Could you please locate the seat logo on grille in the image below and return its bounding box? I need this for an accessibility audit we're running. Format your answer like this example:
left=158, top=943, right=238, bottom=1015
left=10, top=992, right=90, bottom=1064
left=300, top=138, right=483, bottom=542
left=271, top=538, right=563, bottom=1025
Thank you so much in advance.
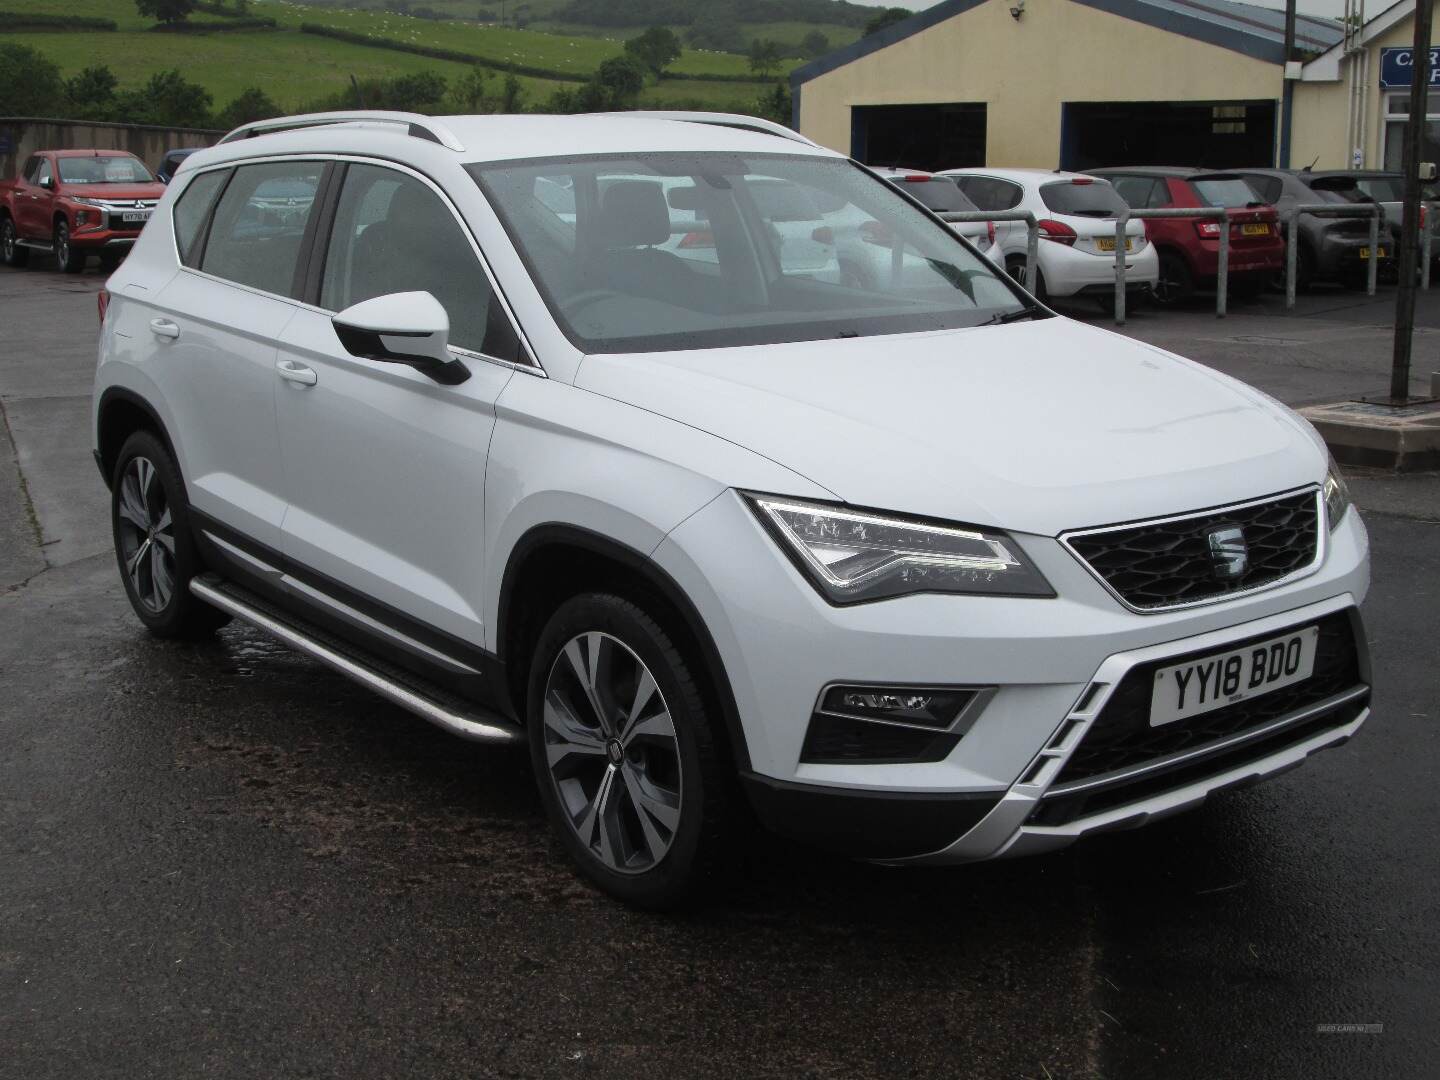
left=1207, top=526, right=1249, bottom=580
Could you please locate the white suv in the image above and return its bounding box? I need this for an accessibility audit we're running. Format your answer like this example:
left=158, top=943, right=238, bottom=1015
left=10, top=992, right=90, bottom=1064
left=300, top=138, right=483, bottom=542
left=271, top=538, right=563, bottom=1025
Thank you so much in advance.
left=94, top=112, right=1372, bottom=908
left=942, top=167, right=1159, bottom=307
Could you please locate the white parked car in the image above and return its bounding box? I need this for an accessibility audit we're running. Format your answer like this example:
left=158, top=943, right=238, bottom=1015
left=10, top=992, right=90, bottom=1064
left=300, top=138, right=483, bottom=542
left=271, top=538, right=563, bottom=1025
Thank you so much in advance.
left=942, top=167, right=1158, bottom=307
left=94, top=111, right=1371, bottom=908
left=867, top=167, right=995, bottom=255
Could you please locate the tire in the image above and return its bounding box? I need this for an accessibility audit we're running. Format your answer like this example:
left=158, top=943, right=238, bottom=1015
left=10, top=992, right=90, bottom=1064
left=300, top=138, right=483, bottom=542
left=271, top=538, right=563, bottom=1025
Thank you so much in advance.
left=1006, top=255, right=1045, bottom=302
left=111, top=430, right=230, bottom=638
left=1, top=215, right=28, bottom=267
left=527, top=592, right=728, bottom=909
left=1153, top=251, right=1193, bottom=306
left=55, top=219, right=86, bottom=274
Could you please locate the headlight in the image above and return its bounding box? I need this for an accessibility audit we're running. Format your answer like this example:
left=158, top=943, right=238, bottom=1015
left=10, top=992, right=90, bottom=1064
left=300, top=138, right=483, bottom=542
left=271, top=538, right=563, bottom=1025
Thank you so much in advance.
left=747, top=495, right=1055, bottom=603
left=1324, top=457, right=1351, bottom=531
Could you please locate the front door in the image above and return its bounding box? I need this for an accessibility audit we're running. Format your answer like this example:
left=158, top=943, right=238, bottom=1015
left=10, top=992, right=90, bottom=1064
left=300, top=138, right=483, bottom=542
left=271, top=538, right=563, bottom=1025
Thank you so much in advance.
left=274, top=161, right=525, bottom=652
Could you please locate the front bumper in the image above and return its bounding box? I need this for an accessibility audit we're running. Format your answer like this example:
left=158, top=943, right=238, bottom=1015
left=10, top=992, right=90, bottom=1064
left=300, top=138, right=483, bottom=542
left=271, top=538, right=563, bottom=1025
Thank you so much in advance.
left=655, top=491, right=1371, bottom=862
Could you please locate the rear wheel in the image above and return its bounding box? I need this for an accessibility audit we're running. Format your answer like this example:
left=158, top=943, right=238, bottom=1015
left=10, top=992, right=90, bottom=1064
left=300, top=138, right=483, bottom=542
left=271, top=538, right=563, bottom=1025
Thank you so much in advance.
left=54, top=220, right=86, bottom=274
left=1153, top=251, right=1193, bottom=306
left=1, top=215, right=27, bottom=267
left=527, top=592, right=728, bottom=909
left=111, top=430, right=230, bottom=638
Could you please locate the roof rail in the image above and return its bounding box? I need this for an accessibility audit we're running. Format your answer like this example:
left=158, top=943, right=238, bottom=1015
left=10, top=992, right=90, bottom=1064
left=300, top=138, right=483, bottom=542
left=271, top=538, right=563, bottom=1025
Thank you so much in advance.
left=587, top=111, right=821, bottom=148
left=217, top=111, right=465, bottom=152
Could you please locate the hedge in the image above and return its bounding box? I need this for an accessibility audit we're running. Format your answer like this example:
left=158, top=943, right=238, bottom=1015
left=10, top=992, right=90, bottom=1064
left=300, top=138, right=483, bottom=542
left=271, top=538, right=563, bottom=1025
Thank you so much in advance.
left=150, top=16, right=277, bottom=32
left=0, top=12, right=116, bottom=31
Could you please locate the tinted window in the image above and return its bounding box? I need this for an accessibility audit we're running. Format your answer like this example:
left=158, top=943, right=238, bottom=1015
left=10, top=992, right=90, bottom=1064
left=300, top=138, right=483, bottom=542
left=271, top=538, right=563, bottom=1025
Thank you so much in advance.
left=472, top=153, right=1027, bottom=354
left=1303, top=175, right=1369, bottom=204
left=172, top=169, right=229, bottom=266
left=957, top=176, right=1022, bottom=211
left=1108, top=175, right=1162, bottom=209
left=57, top=156, right=154, bottom=184
left=201, top=161, right=323, bottom=297
left=321, top=163, right=516, bottom=360
left=1354, top=176, right=1405, bottom=201
left=1039, top=180, right=1128, bottom=216
left=1189, top=176, right=1262, bottom=208
left=1243, top=175, right=1284, bottom=203
left=887, top=177, right=976, bottom=213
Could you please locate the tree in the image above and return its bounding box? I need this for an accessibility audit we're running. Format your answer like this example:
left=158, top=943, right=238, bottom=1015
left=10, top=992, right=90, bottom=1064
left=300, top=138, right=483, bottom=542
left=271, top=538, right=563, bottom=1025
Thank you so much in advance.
left=0, top=44, right=63, bottom=117
left=864, top=7, right=912, bottom=37
left=593, top=55, right=648, bottom=108
left=63, top=66, right=119, bottom=121
left=754, top=80, right=791, bottom=126
left=116, top=70, right=213, bottom=127
left=624, top=26, right=682, bottom=76
left=450, top=65, right=493, bottom=112
left=800, top=30, right=830, bottom=59
left=685, top=13, right=744, bottom=53
left=499, top=71, right=524, bottom=113
left=380, top=71, right=448, bottom=112
left=216, top=87, right=280, bottom=129
left=748, top=39, right=783, bottom=79
left=135, top=0, right=197, bottom=25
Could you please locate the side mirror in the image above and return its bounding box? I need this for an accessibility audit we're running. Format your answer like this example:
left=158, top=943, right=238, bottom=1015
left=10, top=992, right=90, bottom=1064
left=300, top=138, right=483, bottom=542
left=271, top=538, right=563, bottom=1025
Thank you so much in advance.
left=332, top=291, right=469, bottom=386
left=38, top=176, right=53, bottom=190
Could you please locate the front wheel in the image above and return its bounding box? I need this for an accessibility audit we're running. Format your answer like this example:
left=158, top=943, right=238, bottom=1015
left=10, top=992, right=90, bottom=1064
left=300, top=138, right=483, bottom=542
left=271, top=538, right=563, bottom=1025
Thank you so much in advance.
left=55, top=220, right=86, bottom=274
left=1, top=215, right=28, bottom=267
left=1153, top=251, right=1193, bottom=306
left=527, top=593, right=728, bottom=909
left=111, top=430, right=231, bottom=638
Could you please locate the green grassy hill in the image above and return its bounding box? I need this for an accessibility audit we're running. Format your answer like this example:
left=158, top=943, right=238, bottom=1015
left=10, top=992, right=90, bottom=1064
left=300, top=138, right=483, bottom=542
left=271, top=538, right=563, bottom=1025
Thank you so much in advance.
left=0, top=0, right=814, bottom=121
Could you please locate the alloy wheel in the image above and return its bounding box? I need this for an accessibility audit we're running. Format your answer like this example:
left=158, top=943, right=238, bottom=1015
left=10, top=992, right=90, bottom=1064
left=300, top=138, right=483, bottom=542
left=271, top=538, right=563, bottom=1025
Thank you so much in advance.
left=541, top=631, right=683, bottom=874
left=56, top=224, right=69, bottom=267
left=115, top=455, right=177, bottom=614
left=1, top=219, right=14, bottom=261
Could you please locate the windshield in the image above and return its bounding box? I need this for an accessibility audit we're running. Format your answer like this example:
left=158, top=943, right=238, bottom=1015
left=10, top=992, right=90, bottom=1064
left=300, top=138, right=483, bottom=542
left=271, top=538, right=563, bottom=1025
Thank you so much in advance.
left=885, top=176, right=977, bottom=213
left=1039, top=179, right=1127, bottom=217
left=1189, top=176, right=1261, bottom=208
left=470, top=153, right=1029, bottom=354
left=57, top=156, right=154, bottom=184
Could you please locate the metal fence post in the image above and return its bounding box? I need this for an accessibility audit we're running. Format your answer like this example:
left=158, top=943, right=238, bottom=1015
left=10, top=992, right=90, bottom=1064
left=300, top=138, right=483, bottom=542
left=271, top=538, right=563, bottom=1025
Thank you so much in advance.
left=1114, top=212, right=1128, bottom=326
left=1367, top=207, right=1380, bottom=297
left=1216, top=209, right=1230, bottom=318
left=1025, top=216, right=1039, bottom=294
left=1423, top=203, right=1433, bottom=291
left=1286, top=211, right=1299, bottom=309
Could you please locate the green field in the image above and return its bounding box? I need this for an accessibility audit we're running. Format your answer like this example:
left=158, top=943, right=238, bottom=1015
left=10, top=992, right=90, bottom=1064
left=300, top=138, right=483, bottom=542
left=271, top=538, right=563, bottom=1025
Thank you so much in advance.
left=1, top=0, right=779, bottom=117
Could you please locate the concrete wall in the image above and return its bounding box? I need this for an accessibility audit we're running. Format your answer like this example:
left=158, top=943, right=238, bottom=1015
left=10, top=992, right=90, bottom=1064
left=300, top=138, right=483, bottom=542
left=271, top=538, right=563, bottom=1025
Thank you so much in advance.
left=796, top=0, right=1284, bottom=167
left=0, top=118, right=223, bottom=181
left=1292, top=19, right=1415, bottom=171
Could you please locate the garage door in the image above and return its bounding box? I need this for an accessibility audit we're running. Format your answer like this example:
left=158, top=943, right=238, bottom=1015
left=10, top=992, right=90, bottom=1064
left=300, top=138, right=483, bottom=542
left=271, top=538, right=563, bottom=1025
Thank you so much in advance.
left=851, top=103, right=986, bottom=173
left=1061, top=101, right=1276, bottom=171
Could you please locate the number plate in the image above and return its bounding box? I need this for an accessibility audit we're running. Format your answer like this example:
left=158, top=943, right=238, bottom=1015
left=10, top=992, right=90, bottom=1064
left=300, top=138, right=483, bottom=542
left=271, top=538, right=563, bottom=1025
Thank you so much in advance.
left=1096, top=237, right=1133, bottom=252
left=1149, top=626, right=1319, bottom=728
left=121, top=211, right=150, bottom=224
left=1240, top=223, right=1270, bottom=236
left=1359, top=246, right=1387, bottom=260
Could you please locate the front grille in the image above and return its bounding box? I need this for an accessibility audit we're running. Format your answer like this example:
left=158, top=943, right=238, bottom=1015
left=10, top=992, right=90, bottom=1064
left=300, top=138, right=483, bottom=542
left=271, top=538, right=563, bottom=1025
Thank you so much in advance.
left=1065, top=490, right=1320, bottom=610
left=1053, top=611, right=1361, bottom=786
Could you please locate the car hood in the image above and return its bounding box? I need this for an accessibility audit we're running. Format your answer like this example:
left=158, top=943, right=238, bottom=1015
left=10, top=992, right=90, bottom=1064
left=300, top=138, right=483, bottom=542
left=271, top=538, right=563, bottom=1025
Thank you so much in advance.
left=573, top=318, right=1325, bottom=537
left=63, top=183, right=166, bottom=201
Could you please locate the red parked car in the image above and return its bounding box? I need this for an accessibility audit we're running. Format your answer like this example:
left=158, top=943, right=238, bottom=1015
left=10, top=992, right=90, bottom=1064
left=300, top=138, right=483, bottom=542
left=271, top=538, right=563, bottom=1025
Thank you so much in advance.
left=1087, top=167, right=1284, bottom=304
left=0, top=149, right=165, bottom=274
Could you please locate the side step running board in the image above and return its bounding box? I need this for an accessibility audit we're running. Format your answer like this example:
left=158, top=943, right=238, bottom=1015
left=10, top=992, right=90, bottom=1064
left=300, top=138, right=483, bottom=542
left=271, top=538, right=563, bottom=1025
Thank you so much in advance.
left=16, top=239, right=55, bottom=252
left=190, top=575, right=522, bottom=745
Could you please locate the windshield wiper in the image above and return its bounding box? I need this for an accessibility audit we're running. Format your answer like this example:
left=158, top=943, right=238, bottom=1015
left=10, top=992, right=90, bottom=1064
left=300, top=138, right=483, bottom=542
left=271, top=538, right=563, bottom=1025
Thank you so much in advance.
left=981, top=303, right=1043, bottom=325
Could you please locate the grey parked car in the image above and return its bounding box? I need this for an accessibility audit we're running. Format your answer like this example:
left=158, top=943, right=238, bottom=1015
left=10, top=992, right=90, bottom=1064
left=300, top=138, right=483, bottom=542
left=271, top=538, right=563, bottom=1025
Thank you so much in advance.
left=1308, top=169, right=1439, bottom=254
left=1232, top=168, right=1388, bottom=289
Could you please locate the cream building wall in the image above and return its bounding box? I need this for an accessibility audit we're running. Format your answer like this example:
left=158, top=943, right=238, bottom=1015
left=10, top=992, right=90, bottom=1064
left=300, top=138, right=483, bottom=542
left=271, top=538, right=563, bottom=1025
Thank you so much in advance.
left=1292, top=18, right=1417, bottom=170
left=797, top=0, right=1286, bottom=167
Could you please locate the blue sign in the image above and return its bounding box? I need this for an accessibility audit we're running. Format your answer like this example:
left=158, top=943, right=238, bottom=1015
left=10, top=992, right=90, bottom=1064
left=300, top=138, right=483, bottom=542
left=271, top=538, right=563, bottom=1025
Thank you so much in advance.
left=1380, top=47, right=1440, bottom=89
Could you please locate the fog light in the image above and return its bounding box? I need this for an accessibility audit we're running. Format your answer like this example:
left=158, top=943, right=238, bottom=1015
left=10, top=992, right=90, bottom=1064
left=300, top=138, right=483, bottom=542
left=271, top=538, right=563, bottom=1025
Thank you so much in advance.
left=75, top=210, right=89, bottom=225
left=820, top=684, right=979, bottom=730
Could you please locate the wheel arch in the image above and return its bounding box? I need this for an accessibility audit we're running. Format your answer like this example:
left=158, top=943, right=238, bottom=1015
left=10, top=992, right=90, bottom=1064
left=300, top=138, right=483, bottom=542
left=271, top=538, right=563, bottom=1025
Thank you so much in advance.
left=497, top=522, right=751, bottom=773
left=96, top=386, right=177, bottom=491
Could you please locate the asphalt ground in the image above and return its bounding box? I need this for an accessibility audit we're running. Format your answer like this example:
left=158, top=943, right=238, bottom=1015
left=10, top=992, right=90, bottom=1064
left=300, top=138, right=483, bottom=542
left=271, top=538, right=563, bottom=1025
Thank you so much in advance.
left=2, top=260, right=1437, bottom=1079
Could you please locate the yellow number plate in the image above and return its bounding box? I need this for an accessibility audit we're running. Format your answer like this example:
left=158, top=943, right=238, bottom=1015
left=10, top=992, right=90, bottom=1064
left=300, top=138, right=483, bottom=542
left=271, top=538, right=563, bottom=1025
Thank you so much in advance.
left=1097, top=238, right=1133, bottom=252
left=1240, top=223, right=1270, bottom=236
left=1359, top=247, right=1388, bottom=259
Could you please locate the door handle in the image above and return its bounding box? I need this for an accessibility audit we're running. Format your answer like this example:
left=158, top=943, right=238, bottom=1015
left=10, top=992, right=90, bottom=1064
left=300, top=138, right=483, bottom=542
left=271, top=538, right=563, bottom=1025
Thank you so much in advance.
left=149, top=318, right=180, bottom=340
left=275, top=359, right=318, bottom=387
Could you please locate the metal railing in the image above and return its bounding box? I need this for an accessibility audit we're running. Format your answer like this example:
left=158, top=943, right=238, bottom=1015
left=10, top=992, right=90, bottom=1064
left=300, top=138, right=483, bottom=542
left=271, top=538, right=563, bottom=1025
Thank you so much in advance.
left=932, top=210, right=1041, bottom=292
left=1280, top=203, right=1382, bottom=308
left=1110, top=207, right=1235, bottom=326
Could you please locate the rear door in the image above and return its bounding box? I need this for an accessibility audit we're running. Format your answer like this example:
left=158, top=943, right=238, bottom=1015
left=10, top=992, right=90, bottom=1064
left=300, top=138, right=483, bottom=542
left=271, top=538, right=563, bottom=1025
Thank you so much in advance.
left=273, top=160, right=524, bottom=652
left=149, top=158, right=329, bottom=554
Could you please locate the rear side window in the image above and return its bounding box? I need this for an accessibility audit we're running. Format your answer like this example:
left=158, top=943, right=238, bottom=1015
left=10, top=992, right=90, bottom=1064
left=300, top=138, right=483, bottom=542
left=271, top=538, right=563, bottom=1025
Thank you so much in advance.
left=1189, top=176, right=1262, bottom=208
left=888, top=177, right=976, bottom=213
left=1108, top=175, right=1163, bottom=209
left=956, top=176, right=1022, bottom=211
left=200, top=161, right=324, bottom=298
left=320, top=163, right=519, bottom=361
left=172, top=169, right=229, bottom=267
left=1243, top=175, right=1283, bottom=204
left=1039, top=180, right=1128, bottom=216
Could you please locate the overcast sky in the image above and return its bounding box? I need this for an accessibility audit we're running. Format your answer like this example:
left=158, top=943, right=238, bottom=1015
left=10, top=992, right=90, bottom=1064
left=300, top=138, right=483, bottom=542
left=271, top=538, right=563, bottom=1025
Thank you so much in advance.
left=845, top=0, right=1351, bottom=21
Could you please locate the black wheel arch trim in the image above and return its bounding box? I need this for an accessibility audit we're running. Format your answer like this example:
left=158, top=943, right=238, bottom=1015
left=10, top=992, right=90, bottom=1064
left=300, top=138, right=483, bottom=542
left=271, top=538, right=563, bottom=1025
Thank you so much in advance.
left=497, top=522, right=753, bottom=773
left=95, top=386, right=179, bottom=490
